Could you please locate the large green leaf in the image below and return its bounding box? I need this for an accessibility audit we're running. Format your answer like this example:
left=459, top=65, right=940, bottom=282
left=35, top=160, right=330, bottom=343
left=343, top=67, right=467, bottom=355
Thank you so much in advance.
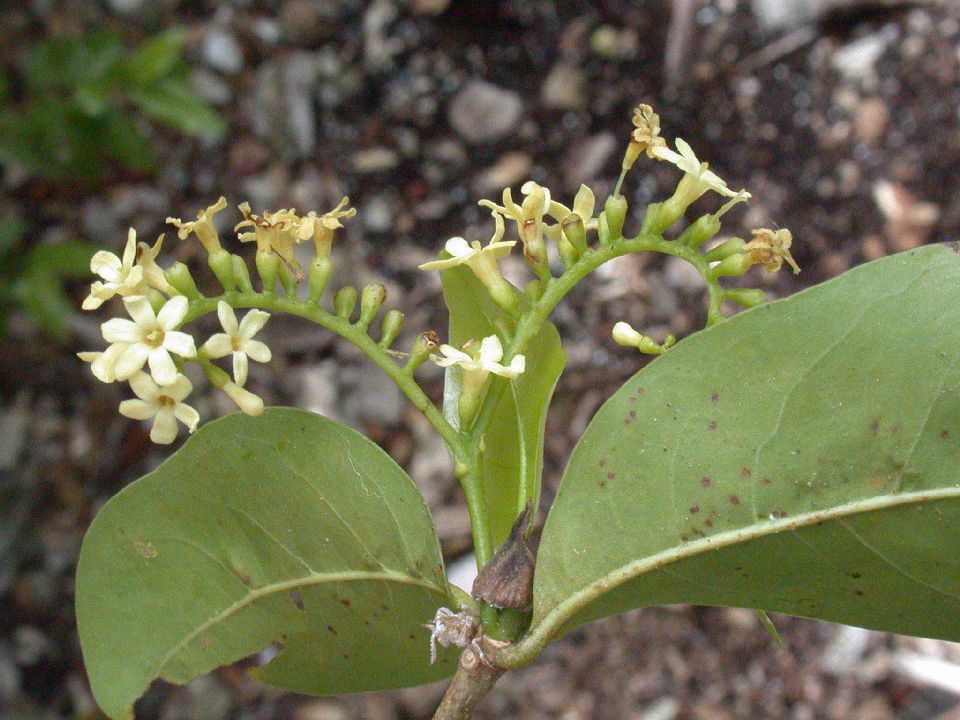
left=441, top=266, right=565, bottom=546
left=533, top=244, right=960, bottom=645
left=77, top=409, right=457, bottom=720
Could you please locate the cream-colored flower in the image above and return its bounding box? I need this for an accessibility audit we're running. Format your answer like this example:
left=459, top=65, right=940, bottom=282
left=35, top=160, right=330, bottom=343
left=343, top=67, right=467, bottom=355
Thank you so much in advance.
left=292, top=197, right=357, bottom=257
left=744, top=228, right=800, bottom=274
left=548, top=184, right=596, bottom=224
left=100, top=296, right=197, bottom=386
left=222, top=381, right=265, bottom=416
left=119, top=372, right=199, bottom=444
left=235, top=203, right=302, bottom=274
left=630, top=105, right=666, bottom=158
left=167, top=197, right=228, bottom=253
left=432, top=335, right=525, bottom=379
left=77, top=343, right=130, bottom=383
left=419, top=236, right=516, bottom=272
left=652, top=138, right=741, bottom=199
left=135, top=234, right=178, bottom=295
left=82, top=229, right=147, bottom=310
left=201, top=301, right=272, bottom=386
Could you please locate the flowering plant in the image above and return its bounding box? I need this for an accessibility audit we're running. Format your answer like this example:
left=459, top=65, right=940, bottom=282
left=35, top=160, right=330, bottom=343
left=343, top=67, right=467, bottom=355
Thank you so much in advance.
left=75, top=106, right=960, bottom=720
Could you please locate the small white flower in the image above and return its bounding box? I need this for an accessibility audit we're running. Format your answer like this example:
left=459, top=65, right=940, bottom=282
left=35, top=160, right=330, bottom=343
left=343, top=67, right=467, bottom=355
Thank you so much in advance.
left=433, top=335, right=526, bottom=379
left=135, top=234, right=178, bottom=295
left=100, top=296, right=197, bottom=386
left=222, top=381, right=265, bottom=416
left=612, top=321, right=645, bottom=347
left=119, top=372, right=199, bottom=444
left=82, top=229, right=147, bottom=310
left=418, top=236, right=516, bottom=272
left=77, top=343, right=130, bottom=383
left=652, top=138, right=743, bottom=199
left=201, top=301, right=272, bottom=386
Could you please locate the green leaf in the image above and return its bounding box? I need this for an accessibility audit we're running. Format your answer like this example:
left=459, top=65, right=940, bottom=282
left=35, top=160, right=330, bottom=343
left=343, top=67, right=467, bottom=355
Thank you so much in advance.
left=533, top=244, right=960, bottom=645
left=129, top=77, right=226, bottom=140
left=441, top=267, right=565, bottom=546
left=77, top=409, right=457, bottom=720
left=121, top=28, right=188, bottom=86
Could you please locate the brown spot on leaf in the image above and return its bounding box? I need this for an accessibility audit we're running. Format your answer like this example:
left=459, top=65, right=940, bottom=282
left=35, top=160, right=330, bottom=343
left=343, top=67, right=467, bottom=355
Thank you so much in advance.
left=869, top=418, right=881, bottom=435
left=340, top=598, right=351, bottom=607
left=740, top=467, right=752, bottom=478
left=853, top=589, right=865, bottom=596
left=289, top=589, right=306, bottom=611
left=598, top=458, right=606, bottom=467
left=690, top=505, right=700, bottom=514
left=201, top=635, right=211, bottom=650
left=607, top=471, right=616, bottom=480
left=700, top=476, right=712, bottom=488
left=941, top=429, right=950, bottom=439
left=770, top=510, right=788, bottom=519
left=704, top=519, right=713, bottom=528
left=598, top=480, right=606, bottom=488
left=762, top=477, right=772, bottom=485
left=865, top=475, right=887, bottom=488
left=133, top=540, right=157, bottom=559
left=327, top=625, right=338, bottom=635
left=707, top=420, right=718, bottom=430
left=629, top=410, right=637, bottom=419
left=849, top=572, right=862, bottom=579
left=729, top=495, right=741, bottom=506
left=710, top=392, right=720, bottom=403
left=637, top=386, right=645, bottom=395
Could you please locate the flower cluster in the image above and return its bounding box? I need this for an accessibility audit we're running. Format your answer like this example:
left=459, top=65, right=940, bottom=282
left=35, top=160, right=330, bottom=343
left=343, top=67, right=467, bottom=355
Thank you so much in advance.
left=78, top=196, right=359, bottom=443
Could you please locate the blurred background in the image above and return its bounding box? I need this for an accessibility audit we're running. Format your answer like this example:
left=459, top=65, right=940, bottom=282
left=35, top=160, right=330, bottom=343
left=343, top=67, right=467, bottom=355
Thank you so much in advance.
left=1, top=0, right=959, bottom=718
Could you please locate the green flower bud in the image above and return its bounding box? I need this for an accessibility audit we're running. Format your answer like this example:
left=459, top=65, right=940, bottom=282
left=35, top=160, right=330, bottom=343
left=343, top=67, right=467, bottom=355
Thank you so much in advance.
left=704, top=237, right=746, bottom=263
left=165, top=262, right=201, bottom=299
left=334, top=285, right=358, bottom=320
left=677, top=214, right=721, bottom=249
left=597, top=213, right=611, bottom=245
left=378, top=309, right=404, bottom=348
left=405, top=331, right=439, bottom=373
left=358, top=284, right=387, bottom=329
left=308, top=256, right=332, bottom=303
left=724, top=288, right=767, bottom=308
left=558, top=236, right=579, bottom=269
left=278, top=262, right=298, bottom=297
left=208, top=247, right=235, bottom=292
left=561, top=213, right=587, bottom=255
left=640, top=201, right=668, bottom=235
left=604, top=194, right=628, bottom=239
left=232, top=254, right=253, bottom=293
left=255, top=250, right=279, bottom=293
left=712, top=252, right=755, bottom=277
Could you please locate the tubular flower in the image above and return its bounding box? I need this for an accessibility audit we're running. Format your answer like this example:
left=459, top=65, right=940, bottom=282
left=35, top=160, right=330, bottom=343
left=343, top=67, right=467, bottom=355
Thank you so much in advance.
left=82, top=229, right=147, bottom=310
left=100, top=296, right=197, bottom=386
left=222, top=381, right=265, bottom=416
left=235, top=203, right=302, bottom=274
left=135, top=234, right=178, bottom=295
left=201, top=301, right=272, bottom=386
left=119, top=372, right=199, bottom=444
left=292, top=197, right=357, bottom=258
left=623, top=104, right=667, bottom=169
left=480, top=181, right=552, bottom=272
left=77, top=343, right=130, bottom=383
left=166, top=197, right=228, bottom=253
left=432, top=335, right=526, bottom=380
left=652, top=138, right=742, bottom=201
left=419, top=236, right=516, bottom=273
left=744, top=228, right=800, bottom=274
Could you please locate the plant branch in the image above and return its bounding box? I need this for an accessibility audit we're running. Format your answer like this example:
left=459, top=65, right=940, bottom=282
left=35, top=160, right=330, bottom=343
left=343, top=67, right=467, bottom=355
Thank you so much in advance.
left=432, top=646, right=505, bottom=720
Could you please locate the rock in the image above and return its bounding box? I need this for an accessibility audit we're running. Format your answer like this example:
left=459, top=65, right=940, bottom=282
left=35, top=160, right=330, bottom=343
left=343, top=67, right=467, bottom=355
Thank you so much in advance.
left=541, top=63, right=587, bottom=111
left=363, top=0, right=401, bottom=71
left=296, top=700, right=349, bottom=720
left=361, top=193, right=396, bottom=233
left=448, top=80, right=524, bottom=144
left=351, top=147, right=400, bottom=174
left=339, top=362, right=403, bottom=428
left=190, top=69, right=232, bottom=105
left=280, top=0, right=334, bottom=46
left=472, top=152, right=532, bottom=196
left=561, top=132, right=617, bottom=189
left=854, top=97, right=889, bottom=144
left=873, top=179, right=940, bottom=251
left=751, top=0, right=816, bottom=33
left=202, top=29, right=244, bottom=75
left=228, top=135, right=270, bottom=176
left=663, top=254, right=704, bottom=292
left=831, top=26, right=898, bottom=88
left=249, top=54, right=320, bottom=160
left=296, top=362, right=341, bottom=421
left=107, top=0, right=148, bottom=14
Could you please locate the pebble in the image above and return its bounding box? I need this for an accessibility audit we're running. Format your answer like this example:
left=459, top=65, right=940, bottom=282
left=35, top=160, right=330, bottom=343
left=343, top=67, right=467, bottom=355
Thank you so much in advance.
left=541, top=63, right=587, bottom=111
left=190, top=69, right=232, bottom=105
left=351, top=147, right=400, bottom=174
left=361, top=193, right=396, bottom=233
left=831, top=27, right=898, bottom=88
left=339, top=362, right=403, bottom=428
left=873, top=180, right=940, bottom=251
left=854, top=97, right=890, bottom=145
left=202, top=29, right=244, bottom=75
left=280, top=0, right=334, bottom=46
left=296, top=700, right=349, bottom=720
left=296, top=362, right=341, bottom=421
left=663, top=255, right=704, bottom=293
left=561, top=132, right=617, bottom=189
left=472, top=152, right=532, bottom=196
left=448, top=80, right=524, bottom=144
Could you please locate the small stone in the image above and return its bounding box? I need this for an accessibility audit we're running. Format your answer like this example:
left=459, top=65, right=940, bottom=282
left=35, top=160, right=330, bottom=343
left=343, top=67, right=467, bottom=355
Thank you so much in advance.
left=228, top=136, right=270, bottom=176
left=351, top=147, right=400, bottom=174
left=296, top=700, right=349, bottom=720
left=561, top=132, right=616, bottom=190
left=448, top=80, right=524, bottom=144
left=191, top=69, right=232, bottom=105
left=107, top=0, right=147, bottom=14
left=202, top=30, right=244, bottom=75
left=280, top=0, right=334, bottom=46
left=873, top=180, right=940, bottom=251
left=854, top=97, right=889, bottom=145
left=296, top=362, right=341, bottom=421
left=472, top=152, right=532, bottom=196
left=541, top=63, right=587, bottom=111
left=663, top=255, right=703, bottom=293
left=831, top=27, right=898, bottom=88
left=339, top=362, right=403, bottom=428
left=361, top=194, right=396, bottom=233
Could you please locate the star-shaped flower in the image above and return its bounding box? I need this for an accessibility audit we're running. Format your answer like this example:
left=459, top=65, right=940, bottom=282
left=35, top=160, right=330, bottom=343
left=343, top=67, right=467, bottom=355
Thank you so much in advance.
left=118, top=372, right=199, bottom=444
left=432, top=335, right=525, bottom=379
left=82, top=229, right=147, bottom=310
left=418, top=236, right=516, bottom=272
left=235, top=203, right=302, bottom=274
left=167, top=197, right=228, bottom=253
left=292, top=197, right=357, bottom=257
left=201, top=301, right=272, bottom=386
left=100, top=296, right=197, bottom=386
left=77, top=343, right=130, bottom=383
left=652, top=138, right=741, bottom=199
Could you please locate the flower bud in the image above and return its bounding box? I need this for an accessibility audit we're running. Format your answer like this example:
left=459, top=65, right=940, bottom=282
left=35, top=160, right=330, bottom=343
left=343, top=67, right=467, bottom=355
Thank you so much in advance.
left=405, top=331, right=439, bottom=373
left=604, top=194, right=628, bottom=240
left=232, top=254, right=253, bottom=292
left=255, top=250, right=279, bottom=293
left=677, top=214, right=721, bottom=249
left=612, top=321, right=673, bottom=355
left=640, top=201, right=668, bottom=235
left=379, top=309, right=404, bottom=348
left=334, top=285, right=358, bottom=320
left=558, top=236, right=578, bottom=269
left=165, top=262, right=201, bottom=299
left=561, top=213, right=587, bottom=255
left=597, top=213, right=611, bottom=245
left=208, top=248, right=235, bottom=292
left=725, top=288, right=767, bottom=308
left=712, top=252, right=755, bottom=277
left=308, top=256, right=332, bottom=303
left=521, top=221, right=548, bottom=277
left=277, top=262, right=298, bottom=296
left=704, top=237, right=746, bottom=263
left=358, top=284, right=387, bottom=329
left=223, top=381, right=265, bottom=416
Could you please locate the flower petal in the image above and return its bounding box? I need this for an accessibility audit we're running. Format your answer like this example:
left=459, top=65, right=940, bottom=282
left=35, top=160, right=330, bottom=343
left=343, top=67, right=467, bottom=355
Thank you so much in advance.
left=90, top=251, right=122, bottom=281
left=128, top=370, right=160, bottom=401
left=157, top=295, right=189, bottom=330
left=148, top=347, right=178, bottom=386
left=444, top=237, right=473, bottom=258
left=124, top=297, right=157, bottom=327
left=479, top=335, right=504, bottom=366
left=166, top=374, right=194, bottom=401
left=121, top=228, right=137, bottom=268
left=573, top=184, right=595, bottom=219
left=102, top=318, right=142, bottom=344
left=114, top=343, right=150, bottom=380
left=174, top=402, right=200, bottom=433
left=119, top=398, right=158, bottom=421
left=237, top=309, right=269, bottom=340
left=162, top=330, right=196, bottom=358
left=217, top=301, right=239, bottom=335
left=150, top=408, right=179, bottom=444
left=242, top=339, right=271, bottom=364
left=233, top=351, right=249, bottom=386
left=202, top=333, right=233, bottom=359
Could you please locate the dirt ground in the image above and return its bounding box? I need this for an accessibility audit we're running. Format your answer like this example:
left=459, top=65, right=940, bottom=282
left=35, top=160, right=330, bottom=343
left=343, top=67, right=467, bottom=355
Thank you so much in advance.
left=2, top=1, right=960, bottom=718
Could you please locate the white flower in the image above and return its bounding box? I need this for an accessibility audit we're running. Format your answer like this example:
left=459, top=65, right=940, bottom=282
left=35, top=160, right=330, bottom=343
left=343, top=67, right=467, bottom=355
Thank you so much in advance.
left=100, top=296, right=197, bottom=386
left=433, top=335, right=526, bottom=379
left=167, top=197, right=228, bottom=253
left=652, top=138, right=743, bottom=199
left=612, top=321, right=645, bottom=347
left=82, top=229, right=147, bottom=310
left=135, top=234, right=178, bottom=295
left=77, top=343, right=130, bottom=383
left=119, top=372, right=199, bottom=444
left=201, top=301, right=272, bottom=386
left=222, top=381, right=265, bottom=416
left=418, top=236, right=516, bottom=272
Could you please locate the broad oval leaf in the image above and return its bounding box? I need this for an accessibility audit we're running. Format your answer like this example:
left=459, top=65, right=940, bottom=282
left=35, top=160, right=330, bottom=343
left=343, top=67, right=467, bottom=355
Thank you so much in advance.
left=441, top=264, right=565, bottom=546
left=533, top=245, right=960, bottom=644
left=77, top=408, right=456, bottom=720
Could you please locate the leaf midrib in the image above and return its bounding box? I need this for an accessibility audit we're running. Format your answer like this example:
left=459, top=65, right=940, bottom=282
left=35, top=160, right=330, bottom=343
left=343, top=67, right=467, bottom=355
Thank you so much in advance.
left=532, top=486, right=960, bottom=639
left=156, top=569, right=447, bottom=678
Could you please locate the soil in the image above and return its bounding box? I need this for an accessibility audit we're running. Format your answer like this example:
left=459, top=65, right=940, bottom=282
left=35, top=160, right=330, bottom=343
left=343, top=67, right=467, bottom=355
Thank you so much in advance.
left=2, top=1, right=960, bottom=719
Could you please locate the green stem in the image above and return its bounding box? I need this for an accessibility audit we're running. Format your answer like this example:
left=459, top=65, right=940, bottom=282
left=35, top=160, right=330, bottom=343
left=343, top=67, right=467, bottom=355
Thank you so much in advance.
left=184, top=293, right=467, bottom=464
